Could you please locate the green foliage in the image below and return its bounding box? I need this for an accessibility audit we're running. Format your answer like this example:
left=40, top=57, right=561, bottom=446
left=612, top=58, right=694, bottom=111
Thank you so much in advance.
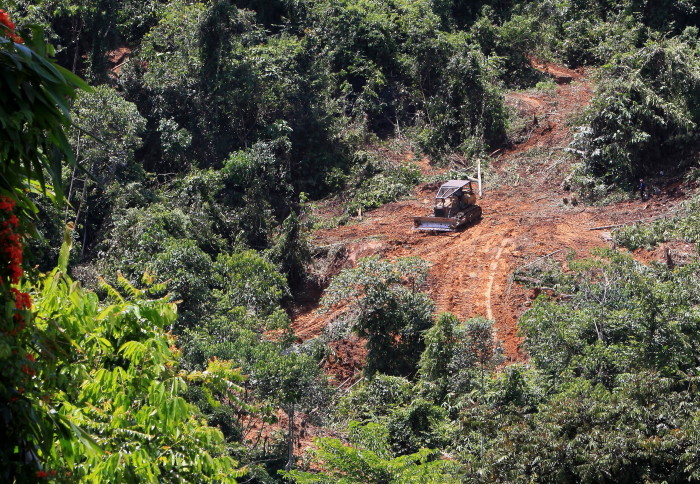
left=626, top=0, right=699, bottom=34
left=138, top=1, right=207, bottom=92
left=179, top=313, right=330, bottom=477
left=122, top=0, right=213, bottom=171
left=152, top=239, right=214, bottom=321
left=266, top=208, right=313, bottom=286
left=523, top=0, right=644, bottom=67
left=30, top=270, right=243, bottom=481
left=0, top=22, right=87, bottom=212
left=468, top=8, right=544, bottom=88
left=335, top=369, right=451, bottom=456
left=413, top=32, right=507, bottom=160
left=520, top=249, right=700, bottom=385
left=212, top=250, right=289, bottom=317
left=534, top=79, right=556, bottom=92
left=385, top=399, right=449, bottom=455
left=336, top=375, right=414, bottom=422
left=69, top=85, right=146, bottom=184
left=181, top=317, right=328, bottom=413
left=419, top=314, right=503, bottom=399
left=572, top=35, right=700, bottom=185
left=480, top=373, right=700, bottom=482
left=284, top=422, right=460, bottom=483
left=613, top=195, right=700, bottom=251
left=487, top=363, right=545, bottom=410
left=322, top=256, right=434, bottom=376
left=62, top=85, right=148, bottom=255
left=346, top=157, right=422, bottom=214
left=26, top=194, right=81, bottom=271
left=303, top=0, right=441, bottom=128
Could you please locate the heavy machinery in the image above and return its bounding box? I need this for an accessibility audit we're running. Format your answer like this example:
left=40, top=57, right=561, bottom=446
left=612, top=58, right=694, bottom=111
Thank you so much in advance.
left=413, top=178, right=482, bottom=232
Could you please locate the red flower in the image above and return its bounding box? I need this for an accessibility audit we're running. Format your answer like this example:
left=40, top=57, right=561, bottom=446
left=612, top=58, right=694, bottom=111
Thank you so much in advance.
left=0, top=11, right=15, bottom=31
left=26, top=353, right=35, bottom=362
left=20, top=364, right=35, bottom=376
left=0, top=199, right=24, bottom=284
left=0, top=196, right=15, bottom=211
left=0, top=10, right=23, bottom=44
left=36, top=470, right=48, bottom=478
left=10, top=288, right=31, bottom=310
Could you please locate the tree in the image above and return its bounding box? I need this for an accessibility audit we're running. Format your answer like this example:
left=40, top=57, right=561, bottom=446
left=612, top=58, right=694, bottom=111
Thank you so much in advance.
left=0, top=14, right=87, bottom=211
left=212, top=249, right=290, bottom=318
left=572, top=35, right=700, bottom=186
left=283, top=422, right=461, bottom=483
left=419, top=313, right=502, bottom=399
left=34, top=271, right=243, bottom=481
left=322, top=256, right=435, bottom=377
left=68, top=85, right=146, bottom=185
left=66, top=85, right=147, bottom=254
left=418, top=314, right=503, bottom=460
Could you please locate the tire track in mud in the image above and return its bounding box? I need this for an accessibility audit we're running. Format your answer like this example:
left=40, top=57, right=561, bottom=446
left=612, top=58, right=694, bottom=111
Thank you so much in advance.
left=484, top=237, right=512, bottom=321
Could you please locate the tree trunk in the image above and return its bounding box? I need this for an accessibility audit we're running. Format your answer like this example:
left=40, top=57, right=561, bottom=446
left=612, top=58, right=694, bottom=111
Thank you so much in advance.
left=285, top=405, right=295, bottom=471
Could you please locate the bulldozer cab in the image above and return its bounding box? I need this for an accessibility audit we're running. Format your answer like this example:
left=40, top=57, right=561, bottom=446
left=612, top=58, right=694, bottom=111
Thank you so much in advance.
left=433, top=181, right=475, bottom=218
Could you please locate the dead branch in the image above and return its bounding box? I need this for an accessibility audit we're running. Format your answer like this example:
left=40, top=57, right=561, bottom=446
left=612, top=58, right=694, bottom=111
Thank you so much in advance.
left=513, top=249, right=564, bottom=274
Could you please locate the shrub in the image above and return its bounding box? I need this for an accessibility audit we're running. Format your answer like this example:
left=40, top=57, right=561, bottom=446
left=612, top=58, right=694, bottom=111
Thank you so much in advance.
left=572, top=36, right=700, bottom=186
left=322, top=256, right=434, bottom=377
left=347, top=164, right=421, bottom=214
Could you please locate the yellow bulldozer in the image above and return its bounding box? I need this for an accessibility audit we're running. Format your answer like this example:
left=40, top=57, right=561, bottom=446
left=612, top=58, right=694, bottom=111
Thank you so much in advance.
left=413, top=178, right=482, bottom=232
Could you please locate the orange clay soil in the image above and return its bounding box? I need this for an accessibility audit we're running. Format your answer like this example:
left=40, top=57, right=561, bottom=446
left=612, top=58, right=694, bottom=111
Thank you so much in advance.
left=290, top=62, right=692, bottom=380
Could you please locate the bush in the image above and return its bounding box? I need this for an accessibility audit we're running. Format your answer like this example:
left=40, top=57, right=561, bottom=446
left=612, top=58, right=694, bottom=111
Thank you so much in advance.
left=613, top=196, right=700, bottom=251
left=571, top=36, right=700, bottom=186
left=347, top=163, right=421, bottom=214
left=321, top=256, right=434, bottom=377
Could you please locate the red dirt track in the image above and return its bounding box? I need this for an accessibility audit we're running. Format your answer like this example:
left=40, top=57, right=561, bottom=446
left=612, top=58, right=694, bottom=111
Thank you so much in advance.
left=292, top=62, right=689, bottom=372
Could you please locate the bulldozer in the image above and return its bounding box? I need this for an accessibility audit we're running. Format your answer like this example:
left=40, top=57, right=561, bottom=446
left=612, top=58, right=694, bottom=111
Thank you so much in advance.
left=413, top=178, right=482, bottom=232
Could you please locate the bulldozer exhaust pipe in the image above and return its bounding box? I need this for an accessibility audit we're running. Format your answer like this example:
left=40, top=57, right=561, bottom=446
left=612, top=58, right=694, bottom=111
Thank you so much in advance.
left=477, top=160, right=482, bottom=197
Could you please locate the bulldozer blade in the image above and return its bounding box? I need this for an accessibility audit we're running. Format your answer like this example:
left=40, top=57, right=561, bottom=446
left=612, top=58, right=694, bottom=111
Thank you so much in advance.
left=413, top=216, right=460, bottom=232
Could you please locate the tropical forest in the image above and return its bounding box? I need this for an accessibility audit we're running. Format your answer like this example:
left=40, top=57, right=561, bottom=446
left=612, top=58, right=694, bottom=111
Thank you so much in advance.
left=3, top=0, right=700, bottom=482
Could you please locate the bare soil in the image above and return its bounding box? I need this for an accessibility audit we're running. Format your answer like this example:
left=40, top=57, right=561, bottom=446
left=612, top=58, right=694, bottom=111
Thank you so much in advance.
left=105, top=46, right=132, bottom=76
left=291, top=61, right=691, bottom=377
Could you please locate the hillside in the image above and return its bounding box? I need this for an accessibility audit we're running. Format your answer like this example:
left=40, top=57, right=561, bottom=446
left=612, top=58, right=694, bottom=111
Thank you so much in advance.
left=295, top=62, right=690, bottom=373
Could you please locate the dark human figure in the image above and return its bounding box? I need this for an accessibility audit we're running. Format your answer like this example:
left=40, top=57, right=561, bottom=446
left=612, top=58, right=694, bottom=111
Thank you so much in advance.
left=638, top=178, right=646, bottom=200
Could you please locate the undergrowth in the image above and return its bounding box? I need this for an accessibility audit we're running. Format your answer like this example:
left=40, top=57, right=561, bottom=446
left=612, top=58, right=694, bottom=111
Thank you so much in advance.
left=613, top=196, right=700, bottom=251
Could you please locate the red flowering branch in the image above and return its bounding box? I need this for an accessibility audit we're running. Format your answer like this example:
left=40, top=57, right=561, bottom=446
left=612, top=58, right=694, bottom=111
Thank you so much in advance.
left=0, top=194, right=33, bottom=369
left=0, top=196, right=23, bottom=285
left=0, top=10, right=23, bottom=44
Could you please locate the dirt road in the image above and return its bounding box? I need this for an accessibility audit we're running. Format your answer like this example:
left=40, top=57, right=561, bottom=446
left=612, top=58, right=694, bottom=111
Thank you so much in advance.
left=292, top=63, right=687, bottom=366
